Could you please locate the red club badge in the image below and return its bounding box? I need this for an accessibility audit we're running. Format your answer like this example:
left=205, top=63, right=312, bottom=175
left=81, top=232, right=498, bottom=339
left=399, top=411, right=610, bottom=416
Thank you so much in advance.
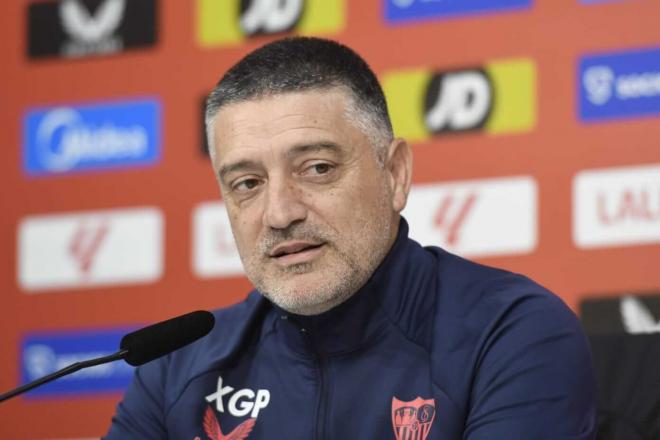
left=391, top=396, right=436, bottom=440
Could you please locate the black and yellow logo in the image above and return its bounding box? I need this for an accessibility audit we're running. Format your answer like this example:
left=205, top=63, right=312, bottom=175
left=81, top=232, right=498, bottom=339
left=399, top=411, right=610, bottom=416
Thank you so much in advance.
left=197, top=0, right=345, bottom=47
left=382, top=58, right=536, bottom=140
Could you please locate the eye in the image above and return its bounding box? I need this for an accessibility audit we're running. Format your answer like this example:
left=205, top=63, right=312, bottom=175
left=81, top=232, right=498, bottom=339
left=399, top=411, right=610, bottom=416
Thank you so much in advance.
left=232, top=178, right=261, bottom=192
left=312, top=163, right=332, bottom=174
left=303, top=162, right=335, bottom=176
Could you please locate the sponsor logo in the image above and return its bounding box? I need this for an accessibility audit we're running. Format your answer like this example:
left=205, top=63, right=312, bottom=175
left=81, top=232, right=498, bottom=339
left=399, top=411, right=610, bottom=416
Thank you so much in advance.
left=23, top=98, right=161, bottom=176
left=392, top=397, right=436, bottom=440
left=579, top=46, right=660, bottom=121
left=581, top=292, right=660, bottom=334
left=21, top=328, right=136, bottom=397
left=18, top=207, right=163, bottom=291
left=69, top=220, right=110, bottom=275
left=27, top=0, right=157, bottom=59
left=433, top=192, right=478, bottom=247
left=382, top=59, right=536, bottom=141
left=197, top=0, right=345, bottom=47
left=402, top=176, right=537, bottom=257
left=384, top=0, right=532, bottom=23
left=620, top=295, right=660, bottom=334
left=192, top=202, right=244, bottom=278
left=205, top=375, right=271, bottom=418
left=573, top=163, right=660, bottom=248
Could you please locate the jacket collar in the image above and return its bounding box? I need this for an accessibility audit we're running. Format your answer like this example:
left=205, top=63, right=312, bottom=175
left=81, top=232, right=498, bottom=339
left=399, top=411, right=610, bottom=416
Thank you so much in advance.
left=272, top=217, right=437, bottom=357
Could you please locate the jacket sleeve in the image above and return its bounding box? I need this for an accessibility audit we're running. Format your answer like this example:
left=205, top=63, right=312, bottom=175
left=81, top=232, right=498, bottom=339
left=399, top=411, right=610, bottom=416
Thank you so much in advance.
left=103, top=357, right=169, bottom=439
left=464, top=290, right=597, bottom=439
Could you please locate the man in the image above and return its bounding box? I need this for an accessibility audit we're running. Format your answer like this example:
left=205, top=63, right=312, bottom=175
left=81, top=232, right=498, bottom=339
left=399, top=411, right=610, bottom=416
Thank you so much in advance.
left=106, top=37, right=596, bottom=439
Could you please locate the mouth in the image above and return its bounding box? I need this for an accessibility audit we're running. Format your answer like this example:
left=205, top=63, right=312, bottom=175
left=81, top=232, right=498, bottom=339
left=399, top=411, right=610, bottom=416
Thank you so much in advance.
left=269, top=241, right=326, bottom=266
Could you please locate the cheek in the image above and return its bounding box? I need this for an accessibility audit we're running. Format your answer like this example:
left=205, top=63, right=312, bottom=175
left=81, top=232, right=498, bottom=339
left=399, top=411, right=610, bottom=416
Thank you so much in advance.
left=226, top=206, right=259, bottom=248
left=343, top=174, right=390, bottom=207
left=306, top=189, right=348, bottom=216
left=308, top=185, right=384, bottom=227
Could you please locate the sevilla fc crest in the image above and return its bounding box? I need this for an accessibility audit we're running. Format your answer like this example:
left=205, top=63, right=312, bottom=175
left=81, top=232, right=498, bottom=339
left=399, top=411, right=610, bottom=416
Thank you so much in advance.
left=391, top=397, right=436, bottom=440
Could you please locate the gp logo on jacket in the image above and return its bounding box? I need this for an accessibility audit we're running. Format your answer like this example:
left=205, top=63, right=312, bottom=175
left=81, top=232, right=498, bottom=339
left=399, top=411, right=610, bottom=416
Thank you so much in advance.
left=196, top=375, right=437, bottom=440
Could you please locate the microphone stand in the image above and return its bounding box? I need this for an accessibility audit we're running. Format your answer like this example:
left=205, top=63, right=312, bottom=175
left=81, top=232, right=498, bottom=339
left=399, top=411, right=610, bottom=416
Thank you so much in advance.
left=0, top=349, right=128, bottom=403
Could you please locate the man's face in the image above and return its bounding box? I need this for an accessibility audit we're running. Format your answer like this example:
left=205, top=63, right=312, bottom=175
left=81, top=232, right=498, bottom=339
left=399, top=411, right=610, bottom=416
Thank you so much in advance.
left=210, top=88, right=409, bottom=315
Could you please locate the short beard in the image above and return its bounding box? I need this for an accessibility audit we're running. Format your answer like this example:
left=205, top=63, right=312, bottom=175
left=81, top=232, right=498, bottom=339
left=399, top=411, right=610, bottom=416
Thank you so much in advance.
left=239, top=196, right=393, bottom=315
left=256, top=241, right=367, bottom=316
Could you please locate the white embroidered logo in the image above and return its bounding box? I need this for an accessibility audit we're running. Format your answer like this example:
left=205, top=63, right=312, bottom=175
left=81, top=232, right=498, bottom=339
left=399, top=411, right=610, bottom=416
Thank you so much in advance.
left=205, top=375, right=271, bottom=418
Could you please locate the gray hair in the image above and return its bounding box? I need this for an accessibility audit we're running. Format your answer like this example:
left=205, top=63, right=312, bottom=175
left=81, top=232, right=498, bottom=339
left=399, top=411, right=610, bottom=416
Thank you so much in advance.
left=204, top=37, right=393, bottom=164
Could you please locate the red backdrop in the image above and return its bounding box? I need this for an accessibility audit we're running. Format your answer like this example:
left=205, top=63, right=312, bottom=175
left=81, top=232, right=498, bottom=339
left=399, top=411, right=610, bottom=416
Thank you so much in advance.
left=1, top=0, right=659, bottom=438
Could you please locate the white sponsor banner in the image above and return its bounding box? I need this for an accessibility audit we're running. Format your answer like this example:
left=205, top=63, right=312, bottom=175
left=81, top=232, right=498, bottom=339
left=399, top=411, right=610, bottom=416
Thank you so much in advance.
left=403, top=176, right=537, bottom=257
left=18, top=207, right=163, bottom=292
left=573, top=163, right=660, bottom=248
left=192, top=201, right=244, bottom=278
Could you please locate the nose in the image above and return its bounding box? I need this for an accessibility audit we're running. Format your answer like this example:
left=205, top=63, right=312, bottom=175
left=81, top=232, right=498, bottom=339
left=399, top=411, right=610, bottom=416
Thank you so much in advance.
left=262, top=176, right=308, bottom=230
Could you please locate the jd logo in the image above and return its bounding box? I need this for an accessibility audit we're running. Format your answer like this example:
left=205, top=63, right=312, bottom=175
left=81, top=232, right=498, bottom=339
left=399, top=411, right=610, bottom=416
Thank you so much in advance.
left=240, top=0, right=304, bottom=36
left=382, top=58, right=536, bottom=141
left=205, top=376, right=271, bottom=418
left=197, top=0, right=344, bottom=48
left=424, top=69, right=493, bottom=134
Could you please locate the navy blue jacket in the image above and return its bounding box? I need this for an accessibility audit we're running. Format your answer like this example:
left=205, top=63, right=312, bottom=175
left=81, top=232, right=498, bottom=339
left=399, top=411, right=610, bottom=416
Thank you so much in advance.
left=106, top=220, right=596, bottom=439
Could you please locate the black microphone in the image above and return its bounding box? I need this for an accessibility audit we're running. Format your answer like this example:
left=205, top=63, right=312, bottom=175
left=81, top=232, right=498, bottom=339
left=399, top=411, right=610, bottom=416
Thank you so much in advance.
left=0, top=310, right=215, bottom=403
left=120, top=310, right=215, bottom=366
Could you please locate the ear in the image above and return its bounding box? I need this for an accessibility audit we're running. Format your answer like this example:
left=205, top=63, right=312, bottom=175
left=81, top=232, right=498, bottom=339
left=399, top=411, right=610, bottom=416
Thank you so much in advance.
left=385, top=137, right=412, bottom=213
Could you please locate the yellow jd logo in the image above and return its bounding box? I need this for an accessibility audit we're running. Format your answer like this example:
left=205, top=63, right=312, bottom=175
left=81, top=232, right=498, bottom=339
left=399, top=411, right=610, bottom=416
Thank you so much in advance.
left=197, top=0, right=345, bottom=47
left=382, top=58, right=537, bottom=140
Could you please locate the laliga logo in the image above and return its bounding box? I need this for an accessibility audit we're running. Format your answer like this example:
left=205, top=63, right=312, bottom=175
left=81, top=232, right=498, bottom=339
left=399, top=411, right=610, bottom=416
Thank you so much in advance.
left=69, top=220, right=110, bottom=275
left=596, top=187, right=660, bottom=226
left=240, top=0, right=304, bottom=36
left=60, top=0, right=125, bottom=56
left=206, top=375, right=271, bottom=418
left=36, top=108, right=148, bottom=172
left=424, top=70, right=493, bottom=133
left=434, top=192, right=478, bottom=247
left=583, top=66, right=615, bottom=106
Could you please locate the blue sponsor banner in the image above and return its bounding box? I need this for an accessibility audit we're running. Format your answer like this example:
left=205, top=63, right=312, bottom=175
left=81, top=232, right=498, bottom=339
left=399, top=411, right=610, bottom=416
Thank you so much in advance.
left=384, top=0, right=533, bottom=23
left=21, top=327, right=137, bottom=398
left=23, top=98, right=161, bottom=176
left=579, top=46, right=660, bottom=122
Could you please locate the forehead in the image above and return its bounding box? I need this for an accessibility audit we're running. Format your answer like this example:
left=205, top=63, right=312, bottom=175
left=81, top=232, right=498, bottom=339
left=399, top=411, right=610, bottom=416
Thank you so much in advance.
left=211, top=88, right=359, bottom=163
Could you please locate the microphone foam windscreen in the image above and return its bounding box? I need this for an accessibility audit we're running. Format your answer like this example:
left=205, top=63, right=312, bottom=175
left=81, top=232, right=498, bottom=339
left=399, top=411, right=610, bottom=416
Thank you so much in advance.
left=120, top=310, right=215, bottom=366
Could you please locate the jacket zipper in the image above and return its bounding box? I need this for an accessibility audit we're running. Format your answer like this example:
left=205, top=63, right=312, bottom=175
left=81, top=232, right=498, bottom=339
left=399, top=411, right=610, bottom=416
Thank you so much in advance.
left=315, top=355, right=328, bottom=440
